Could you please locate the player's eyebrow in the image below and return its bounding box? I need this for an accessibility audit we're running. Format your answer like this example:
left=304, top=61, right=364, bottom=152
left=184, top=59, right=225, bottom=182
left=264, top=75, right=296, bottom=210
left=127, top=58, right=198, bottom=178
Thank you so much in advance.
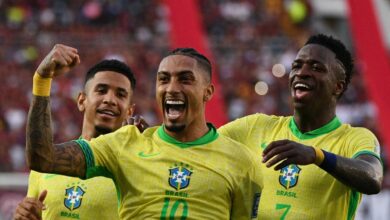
left=157, top=71, right=169, bottom=76
left=293, top=58, right=324, bottom=65
left=157, top=69, right=194, bottom=74
left=116, top=87, right=129, bottom=95
left=95, top=83, right=129, bottom=94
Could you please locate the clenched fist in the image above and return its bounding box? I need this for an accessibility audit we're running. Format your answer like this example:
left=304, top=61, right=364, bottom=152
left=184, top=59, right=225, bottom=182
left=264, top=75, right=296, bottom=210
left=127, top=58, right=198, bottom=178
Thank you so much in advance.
left=36, top=44, right=80, bottom=78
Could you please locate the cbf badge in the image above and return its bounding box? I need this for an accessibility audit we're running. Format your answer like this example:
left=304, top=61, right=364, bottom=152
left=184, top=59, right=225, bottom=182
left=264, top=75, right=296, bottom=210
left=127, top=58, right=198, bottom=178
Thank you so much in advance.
left=64, top=185, right=85, bottom=211
left=168, top=163, right=193, bottom=191
left=279, top=164, right=301, bottom=189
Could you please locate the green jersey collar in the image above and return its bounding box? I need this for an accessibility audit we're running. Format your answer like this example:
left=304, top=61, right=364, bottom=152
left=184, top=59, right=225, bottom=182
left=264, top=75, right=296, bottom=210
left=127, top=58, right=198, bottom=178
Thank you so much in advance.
left=289, top=116, right=342, bottom=140
left=157, top=123, right=219, bottom=148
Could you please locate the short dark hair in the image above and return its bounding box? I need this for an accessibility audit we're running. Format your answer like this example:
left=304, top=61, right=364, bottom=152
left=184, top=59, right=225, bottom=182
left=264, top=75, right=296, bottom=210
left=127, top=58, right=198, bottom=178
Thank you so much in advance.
left=84, top=59, right=136, bottom=90
left=168, top=48, right=212, bottom=81
left=305, top=34, right=353, bottom=96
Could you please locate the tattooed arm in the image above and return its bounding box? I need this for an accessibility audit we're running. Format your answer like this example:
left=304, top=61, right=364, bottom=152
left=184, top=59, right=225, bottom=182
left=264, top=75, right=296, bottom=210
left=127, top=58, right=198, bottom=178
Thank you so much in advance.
left=25, top=44, right=85, bottom=178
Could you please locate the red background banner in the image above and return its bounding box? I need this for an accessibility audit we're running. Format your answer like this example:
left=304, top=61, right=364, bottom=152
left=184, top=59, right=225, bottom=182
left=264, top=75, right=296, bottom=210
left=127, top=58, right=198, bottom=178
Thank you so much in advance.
left=164, top=0, right=228, bottom=127
left=348, top=0, right=390, bottom=167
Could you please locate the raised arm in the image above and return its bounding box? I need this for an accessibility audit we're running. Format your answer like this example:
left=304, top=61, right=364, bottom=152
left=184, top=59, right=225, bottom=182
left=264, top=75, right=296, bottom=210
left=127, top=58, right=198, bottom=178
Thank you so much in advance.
left=262, top=139, right=383, bottom=194
left=26, top=44, right=86, bottom=178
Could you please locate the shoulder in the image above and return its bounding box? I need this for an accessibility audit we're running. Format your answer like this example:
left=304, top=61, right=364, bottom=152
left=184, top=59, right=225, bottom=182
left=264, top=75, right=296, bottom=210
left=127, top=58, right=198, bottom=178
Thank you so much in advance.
left=28, top=170, right=44, bottom=185
left=92, top=125, right=143, bottom=143
left=217, top=134, right=259, bottom=161
left=339, top=124, right=381, bottom=156
left=224, top=113, right=286, bottom=127
left=141, top=126, right=160, bottom=137
left=220, top=113, right=289, bottom=134
left=340, top=124, right=378, bottom=140
left=29, top=170, right=43, bottom=178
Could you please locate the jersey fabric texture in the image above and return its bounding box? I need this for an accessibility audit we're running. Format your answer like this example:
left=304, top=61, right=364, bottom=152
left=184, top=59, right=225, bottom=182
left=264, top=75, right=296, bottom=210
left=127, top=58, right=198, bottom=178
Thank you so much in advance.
left=219, top=113, right=381, bottom=220
left=27, top=170, right=119, bottom=219
left=76, top=123, right=263, bottom=219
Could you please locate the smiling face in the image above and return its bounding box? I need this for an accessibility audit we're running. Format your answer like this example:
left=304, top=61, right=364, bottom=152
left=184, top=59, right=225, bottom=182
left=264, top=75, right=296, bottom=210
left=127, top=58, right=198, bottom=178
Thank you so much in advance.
left=156, top=55, right=214, bottom=134
left=78, top=71, right=133, bottom=136
left=289, top=44, right=345, bottom=112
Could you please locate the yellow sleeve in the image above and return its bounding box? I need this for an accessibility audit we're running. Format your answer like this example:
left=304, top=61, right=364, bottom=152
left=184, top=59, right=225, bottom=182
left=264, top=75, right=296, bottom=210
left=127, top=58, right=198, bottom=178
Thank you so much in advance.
left=230, top=159, right=263, bottom=219
left=348, top=127, right=381, bottom=160
left=26, top=170, right=41, bottom=197
left=78, top=125, right=139, bottom=179
left=79, top=135, right=117, bottom=180
left=219, top=114, right=255, bottom=144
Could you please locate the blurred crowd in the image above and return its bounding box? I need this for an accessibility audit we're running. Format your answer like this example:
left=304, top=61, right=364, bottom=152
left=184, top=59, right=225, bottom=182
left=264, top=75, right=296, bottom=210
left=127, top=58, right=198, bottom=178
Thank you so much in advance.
left=0, top=0, right=387, bottom=185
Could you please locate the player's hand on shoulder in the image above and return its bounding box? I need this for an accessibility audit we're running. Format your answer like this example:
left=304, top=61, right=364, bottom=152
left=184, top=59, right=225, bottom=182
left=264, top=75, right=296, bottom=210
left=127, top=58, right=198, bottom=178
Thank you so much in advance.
left=36, top=44, right=80, bottom=78
left=262, top=139, right=316, bottom=170
left=14, top=190, right=47, bottom=220
left=123, top=115, right=149, bottom=132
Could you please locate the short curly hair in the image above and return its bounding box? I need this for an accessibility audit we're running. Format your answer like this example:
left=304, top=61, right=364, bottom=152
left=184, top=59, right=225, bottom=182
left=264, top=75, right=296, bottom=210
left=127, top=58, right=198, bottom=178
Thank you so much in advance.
left=305, top=34, right=353, bottom=97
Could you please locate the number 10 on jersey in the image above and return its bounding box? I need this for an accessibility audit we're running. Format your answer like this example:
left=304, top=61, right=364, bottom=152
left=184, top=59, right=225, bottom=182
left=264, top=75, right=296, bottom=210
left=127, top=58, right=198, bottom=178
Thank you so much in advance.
left=160, top=197, right=189, bottom=220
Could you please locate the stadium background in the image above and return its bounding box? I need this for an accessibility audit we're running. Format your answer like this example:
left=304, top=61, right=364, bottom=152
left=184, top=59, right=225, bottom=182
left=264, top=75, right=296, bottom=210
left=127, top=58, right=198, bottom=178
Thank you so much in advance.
left=0, top=0, right=389, bottom=219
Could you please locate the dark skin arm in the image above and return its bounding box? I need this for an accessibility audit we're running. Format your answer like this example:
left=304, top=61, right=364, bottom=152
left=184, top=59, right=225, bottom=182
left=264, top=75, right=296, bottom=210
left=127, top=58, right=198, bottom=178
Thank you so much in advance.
left=262, top=139, right=383, bottom=194
left=26, top=44, right=86, bottom=178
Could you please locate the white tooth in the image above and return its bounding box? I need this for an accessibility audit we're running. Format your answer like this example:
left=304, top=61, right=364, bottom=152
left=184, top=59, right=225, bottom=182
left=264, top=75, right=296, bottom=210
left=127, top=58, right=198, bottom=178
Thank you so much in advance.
left=295, top=83, right=309, bottom=89
left=166, top=100, right=184, bottom=105
left=102, top=110, right=114, bottom=116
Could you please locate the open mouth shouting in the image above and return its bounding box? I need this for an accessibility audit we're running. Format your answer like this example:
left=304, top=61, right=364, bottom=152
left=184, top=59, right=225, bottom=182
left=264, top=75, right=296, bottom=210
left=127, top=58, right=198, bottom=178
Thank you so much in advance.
left=292, top=81, right=313, bottom=100
left=165, top=99, right=186, bottom=121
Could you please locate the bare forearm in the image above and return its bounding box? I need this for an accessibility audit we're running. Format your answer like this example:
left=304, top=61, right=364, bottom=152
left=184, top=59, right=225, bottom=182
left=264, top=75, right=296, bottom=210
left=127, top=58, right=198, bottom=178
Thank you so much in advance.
left=26, top=96, right=54, bottom=172
left=26, top=96, right=86, bottom=178
left=327, top=155, right=383, bottom=194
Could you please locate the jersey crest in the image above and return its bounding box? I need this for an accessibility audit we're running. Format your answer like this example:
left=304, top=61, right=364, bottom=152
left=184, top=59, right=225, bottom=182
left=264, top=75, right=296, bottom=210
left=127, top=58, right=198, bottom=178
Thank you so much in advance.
left=168, top=163, right=193, bottom=191
left=64, top=185, right=85, bottom=211
left=279, top=164, right=301, bottom=189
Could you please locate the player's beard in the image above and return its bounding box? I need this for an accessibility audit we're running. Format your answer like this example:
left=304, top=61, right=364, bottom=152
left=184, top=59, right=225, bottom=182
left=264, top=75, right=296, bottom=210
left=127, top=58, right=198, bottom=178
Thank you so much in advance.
left=95, top=125, right=113, bottom=135
left=165, top=124, right=186, bottom=132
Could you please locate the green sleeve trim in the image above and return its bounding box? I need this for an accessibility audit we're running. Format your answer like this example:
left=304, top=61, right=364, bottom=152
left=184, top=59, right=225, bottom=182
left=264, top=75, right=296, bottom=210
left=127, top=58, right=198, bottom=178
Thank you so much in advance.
left=85, top=166, right=114, bottom=179
left=73, top=139, right=95, bottom=171
left=116, top=183, right=121, bottom=209
left=352, top=150, right=383, bottom=167
left=347, top=190, right=360, bottom=220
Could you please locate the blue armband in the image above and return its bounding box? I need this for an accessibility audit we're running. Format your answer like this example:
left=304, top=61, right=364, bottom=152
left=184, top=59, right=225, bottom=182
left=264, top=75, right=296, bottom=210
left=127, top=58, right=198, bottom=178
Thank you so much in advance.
left=319, top=150, right=337, bottom=172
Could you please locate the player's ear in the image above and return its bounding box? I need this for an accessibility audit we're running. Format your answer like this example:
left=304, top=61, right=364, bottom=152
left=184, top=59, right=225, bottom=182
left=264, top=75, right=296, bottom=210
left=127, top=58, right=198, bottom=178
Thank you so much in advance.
left=334, top=80, right=346, bottom=98
left=77, top=92, right=87, bottom=112
left=127, top=104, right=135, bottom=117
left=203, top=84, right=214, bottom=102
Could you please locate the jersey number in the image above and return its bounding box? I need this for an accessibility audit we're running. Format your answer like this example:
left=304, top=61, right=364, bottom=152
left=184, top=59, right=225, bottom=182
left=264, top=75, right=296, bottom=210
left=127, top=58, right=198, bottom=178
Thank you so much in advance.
left=160, top=197, right=188, bottom=220
left=276, top=203, right=291, bottom=220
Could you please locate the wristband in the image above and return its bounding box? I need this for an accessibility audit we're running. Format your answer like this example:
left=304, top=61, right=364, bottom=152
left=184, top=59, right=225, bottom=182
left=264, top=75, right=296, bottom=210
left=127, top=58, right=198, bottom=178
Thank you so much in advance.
left=312, top=146, right=325, bottom=165
left=32, top=73, right=52, bottom=96
left=319, top=150, right=337, bottom=172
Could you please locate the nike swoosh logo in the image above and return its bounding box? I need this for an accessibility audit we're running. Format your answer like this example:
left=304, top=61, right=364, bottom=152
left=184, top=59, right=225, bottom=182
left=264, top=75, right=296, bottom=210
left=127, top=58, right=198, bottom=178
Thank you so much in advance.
left=260, top=142, right=268, bottom=149
left=138, top=151, right=161, bottom=158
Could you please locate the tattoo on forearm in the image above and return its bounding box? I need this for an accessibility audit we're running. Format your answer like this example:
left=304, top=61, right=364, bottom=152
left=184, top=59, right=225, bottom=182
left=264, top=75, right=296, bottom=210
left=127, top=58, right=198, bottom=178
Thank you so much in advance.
left=54, top=142, right=86, bottom=177
left=26, top=96, right=53, bottom=171
left=27, top=96, right=85, bottom=178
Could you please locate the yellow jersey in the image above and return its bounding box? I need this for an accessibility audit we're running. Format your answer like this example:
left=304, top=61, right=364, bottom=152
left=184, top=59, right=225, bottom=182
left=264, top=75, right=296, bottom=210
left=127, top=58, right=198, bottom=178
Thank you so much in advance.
left=27, top=170, right=119, bottom=219
left=76, top=123, right=263, bottom=219
left=219, top=114, right=381, bottom=220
